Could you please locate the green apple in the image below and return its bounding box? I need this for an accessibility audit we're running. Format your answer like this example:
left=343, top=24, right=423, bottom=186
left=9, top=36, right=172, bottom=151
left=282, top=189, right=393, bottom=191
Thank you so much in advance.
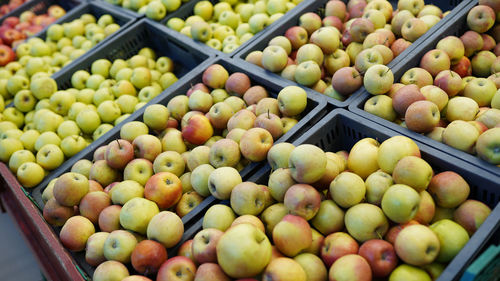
left=430, top=219, right=469, bottom=262
left=381, top=184, right=421, bottom=223
left=120, top=198, right=159, bottom=234
left=202, top=204, right=235, bottom=231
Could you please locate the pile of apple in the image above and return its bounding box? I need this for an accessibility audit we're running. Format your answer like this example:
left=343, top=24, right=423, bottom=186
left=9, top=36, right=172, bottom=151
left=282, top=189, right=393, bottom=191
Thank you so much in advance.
left=39, top=63, right=308, bottom=221
left=0, top=12, right=121, bottom=109
left=245, top=0, right=450, bottom=101
left=0, top=47, right=180, bottom=188
left=0, top=0, right=27, bottom=18
left=36, top=68, right=308, bottom=279
left=152, top=136, right=491, bottom=281
left=54, top=134, right=493, bottom=281
left=104, top=0, right=189, bottom=21
left=0, top=5, right=67, bottom=64
left=363, top=1, right=500, bottom=167
left=166, top=0, right=303, bottom=53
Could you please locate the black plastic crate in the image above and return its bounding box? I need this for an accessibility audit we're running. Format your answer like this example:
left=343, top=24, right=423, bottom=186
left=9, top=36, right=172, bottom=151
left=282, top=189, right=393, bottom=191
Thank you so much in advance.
left=233, top=0, right=468, bottom=108
left=159, top=0, right=312, bottom=58
left=271, top=109, right=498, bottom=281
left=28, top=55, right=326, bottom=279
left=26, top=18, right=213, bottom=195
left=349, top=0, right=500, bottom=177
left=0, top=0, right=82, bottom=26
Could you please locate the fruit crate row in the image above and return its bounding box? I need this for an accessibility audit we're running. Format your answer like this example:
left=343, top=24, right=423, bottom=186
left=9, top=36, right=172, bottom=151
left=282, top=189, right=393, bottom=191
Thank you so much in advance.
left=149, top=109, right=500, bottom=281
left=349, top=0, right=500, bottom=177
left=232, top=0, right=468, bottom=108
left=91, top=0, right=313, bottom=57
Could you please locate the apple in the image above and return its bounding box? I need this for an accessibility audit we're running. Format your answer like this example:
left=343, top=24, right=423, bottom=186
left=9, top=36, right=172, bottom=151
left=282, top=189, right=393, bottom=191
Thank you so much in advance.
left=442, top=120, right=480, bottom=153
left=227, top=109, right=256, bottom=131
left=359, top=239, right=398, bottom=277
left=414, top=190, right=436, bottom=225
left=177, top=240, right=195, bottom=263
left=392, top=84, right=425, bottom=116
left=364, top=95, right=397, bottom=121
left=331, top=67, right=362, bottom=96
left=378, top=136, right=421, bottom=175
left=105, top=139, right=134, bottom=170
left=93, top=261, right=129, bottom=281
left=191, top=164, right=214, bottom=197
left=203, top=204, right=235, bottom=231
left=330, top=172, right=366, bottom=208
left=324, top=49, right=350, bottom=75
left=98, top=205, right=122, bottom=233
left=195, top=263, right=230, bottom=281
left=120, top=198, right=159, bottom=235
left=428, top=171, right=470, bottom=208
left=354, top=48, right=383, bottom=74
left=461, top=30, right=484, bottom=57
left=176, top=191, right=204, bottom=217
left=393, top=155, right=433, bottom=193
left=395, top=225, right=440, bottom=266
left=231, top=215, right=266, bottom=233
left=207, top=166, right=241, bottom=200
left=60, top=216, right=95, bottom=252
left=53, top=172, right=89, bottom=207
left=363, top=65, right=394, bottom=95
left=464, top=78, right=496, bottom=107
left=202, top=64, right=229, bottom=89
left=110, top=180, right=144, bottom=205
left=262, top=45, right=288, bottom=73
left=436, top=36, right=465, bottom=65
left=263, top=257, right=307, bottom=280
left=401, top=18, right=428, bottom=42
left=405, top=100, right=440, bottom=133
left=472, top=50, right=497, bottom=77
left=144, top=172, right=182, bottom=209
left=277, top=86, right=307, bottom=117
left=43, top=198, right=75, bottom=227
left=156, top=256, right=196, bottom=281
left=288, top=144, right=326, bottom=184
left=192, top=228, right=224, bottom=264
left=350, top=18, right=374, bottom=43
left=381, top=184, right=421, bottom=223
left=389, top=264, right=432, bottom=281
left=283, top=184, right=320, bottom=220
left=294, top=253, right=327, bottom=281
left=420, top=49, right=451, bottom=77
left=476, top=127, right=500, bottom=164
left=329, top=254, right=372, bottom=281
left=153, top=151, right=185, bottom=176
left=364, top=171, right=393, bottom=205
left=147, top=211, right=183, bottom=248
left=401, top=67, right=433, bottom=88
left=230, top=181, right=267, bottom=216
left=430, top=219, right=470, bottom=262
left=79, top=191, right=111, bottom=224
left=217, top=224, right=272, bottom=278
left=467, top=5, right=495, bottom=33
left=452, top=56, right=473, bottom=78
left=239, top=128, right=273, bottom=162
left=243, top=85, right=268, bottom=105
left=446, top=96, right=479, bottom=122
left=320, top=232, right=359, bottom=267
left=273, top=214, right=312, bottom=257
left=454, top=199, right=492, bottom=235
left=85, top=232, right=109, bottom=267
left=345, top=203, right=389, bottom=242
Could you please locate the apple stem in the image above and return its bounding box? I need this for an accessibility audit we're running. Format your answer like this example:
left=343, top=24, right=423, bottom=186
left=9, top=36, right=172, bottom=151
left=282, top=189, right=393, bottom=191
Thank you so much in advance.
left=267, top=109, right=270, bottom=119
left=375, top=230, right=383, bottom=240
left=384, top=68, right=390, bottom=75
left=116, top=139, right=121, bottom=149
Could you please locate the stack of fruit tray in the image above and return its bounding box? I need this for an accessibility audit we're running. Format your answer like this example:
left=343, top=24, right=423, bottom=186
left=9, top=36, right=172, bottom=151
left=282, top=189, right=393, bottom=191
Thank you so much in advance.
left=233, top=0, right=467, bottom=108
left=160, top=0, right=312, bottom=57
left=349, top=0, right=500, bottom=178
left=0, top=0, right=83, bottom=39
left=1, top=20, right=326, bottom=280
left=177, top=109, right=500, bottom=281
